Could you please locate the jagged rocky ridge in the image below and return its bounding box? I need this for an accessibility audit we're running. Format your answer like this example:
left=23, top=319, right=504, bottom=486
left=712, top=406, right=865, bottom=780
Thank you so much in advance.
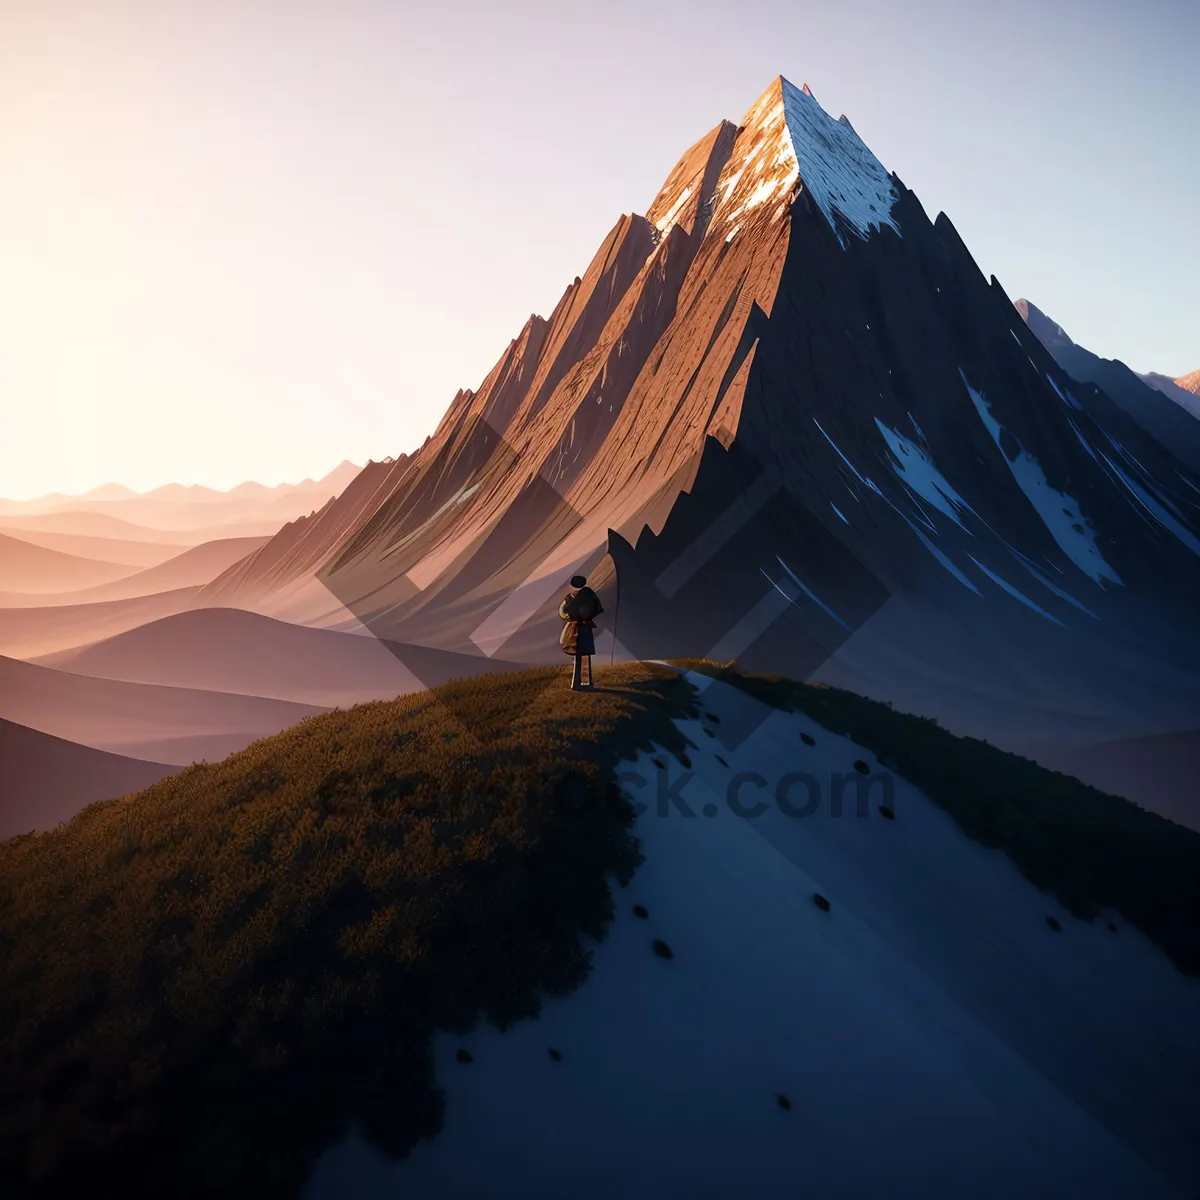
left=1014, top=297, right=1200, bottom=470
left=200, top=76, right=1200, bottom=791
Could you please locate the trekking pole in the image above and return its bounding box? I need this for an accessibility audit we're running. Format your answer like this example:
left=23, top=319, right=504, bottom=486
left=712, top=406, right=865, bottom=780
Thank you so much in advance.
left=609, top=567, right=620, bottom=666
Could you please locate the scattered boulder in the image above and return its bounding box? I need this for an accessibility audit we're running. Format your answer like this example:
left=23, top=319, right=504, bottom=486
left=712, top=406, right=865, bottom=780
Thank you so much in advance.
left=878, top=805, right=895, bottom=820
left=800, top=733, right=816, bottom=746
left=1046, top=916, right=1062, bottom=933
left=632, top=904, right=649, bottom=920
left=456, top=1049, right=473, bottom=1064
left=548, top=1047, right=562, bottom=1062
left=777, top=1094, right=792, bottom=1111
left=812, top=893, right=831, bottom=913
left=652, top=939, right=674, bottom=960
left=853, top=759, right=870, bottom=775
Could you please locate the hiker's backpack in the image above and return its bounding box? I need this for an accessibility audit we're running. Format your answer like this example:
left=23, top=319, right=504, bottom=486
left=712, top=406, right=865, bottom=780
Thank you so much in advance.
left=569, top=586, right=603, bottom=622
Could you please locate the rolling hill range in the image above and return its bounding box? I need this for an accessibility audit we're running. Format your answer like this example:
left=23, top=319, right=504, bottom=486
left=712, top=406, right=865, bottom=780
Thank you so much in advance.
left=0, top=531, right=135, bottom=595
left=0, top=652, right=327, bottom=766
left=0, top=462, right=360, bottom=532
left=0, top=509, right=285, bottom=544
left=0, top=525, right=184, bottom=568
left=0, top=717, right=173, bottom=840
left=34, top=607, right=522, bottom=707
left=188, top=75, right=1200, bottom=808
left=0, top=587, right=202, bottom=660
left=0, top=536, right=268, bottom=608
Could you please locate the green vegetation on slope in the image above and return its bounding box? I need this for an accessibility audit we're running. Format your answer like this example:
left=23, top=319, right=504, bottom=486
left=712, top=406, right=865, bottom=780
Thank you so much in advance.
left=0, top=664, right=697, bottom=1199
left=679, top=660, right=1200, bottom=977
left=6, top=658, right=1199, bottom=1198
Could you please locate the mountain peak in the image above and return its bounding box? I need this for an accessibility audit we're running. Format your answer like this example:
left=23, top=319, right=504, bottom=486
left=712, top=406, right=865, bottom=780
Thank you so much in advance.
left=711, top=75, right=902, bottom=248
left=645, top=120, right=738, bottom=240
left=1177, top=369, right=1200, bottom=396
left=1014, top=298, right=1075, bottom=350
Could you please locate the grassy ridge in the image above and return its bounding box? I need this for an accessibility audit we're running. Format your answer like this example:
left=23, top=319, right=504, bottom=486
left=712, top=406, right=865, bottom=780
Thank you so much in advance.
left=679, top=660, right=1200, bottom=977
left=0, top=664, right=697, bottom=1199
left=5, top=658, right=1198, bottom=1197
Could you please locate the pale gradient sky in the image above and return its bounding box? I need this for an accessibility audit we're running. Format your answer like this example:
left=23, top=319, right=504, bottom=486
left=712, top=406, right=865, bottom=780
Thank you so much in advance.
left=1, top=0, right=1196, bottom=500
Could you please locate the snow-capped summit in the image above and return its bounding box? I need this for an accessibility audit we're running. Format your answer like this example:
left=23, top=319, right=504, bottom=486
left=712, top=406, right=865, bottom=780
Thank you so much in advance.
left=200, top=75, right=1200, bottom=826
left=712, top=76, right=902, bottom=248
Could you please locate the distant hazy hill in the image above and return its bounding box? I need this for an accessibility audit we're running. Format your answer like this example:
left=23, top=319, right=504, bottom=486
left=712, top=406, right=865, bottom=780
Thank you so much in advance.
left=0, top=652, right=326, bottom=767
left=0, top=587, right=202, bottom=659
left=0, top=537, right=268, bottom=608
left=0, top=716, right=172, bottom=839
left=0, top=530, right=133, bottom=594
left=37, top=606, right=526, bottom=707
left=0, top=462, right=361, bottom=533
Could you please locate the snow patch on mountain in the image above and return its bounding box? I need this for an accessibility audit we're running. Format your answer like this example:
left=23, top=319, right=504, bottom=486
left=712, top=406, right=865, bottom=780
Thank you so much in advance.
left=1046, top=373, right=1083, bottom=411
left=713, top=78, right=900, bottom=249
left=962, top=372, right=1121, bottom=587
left=654, top=185, right=693, bottom=234
left=876, top=419, right=973, bottom=529
left=309, top=674, right=1199, bottom=1199
left=813, top=418, right=878, bottom=494
left=773, top=556, right=852, bottom=632
left=1097, top=451, right=1200, bottom=560
left=780, top=79, right=902, bottom=248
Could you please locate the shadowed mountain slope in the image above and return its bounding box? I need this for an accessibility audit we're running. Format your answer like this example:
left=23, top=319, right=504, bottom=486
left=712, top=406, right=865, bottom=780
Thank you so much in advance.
left=1138, top=370, right=1200, bottom=418
left=1015, top=298, right=1200, bottom=473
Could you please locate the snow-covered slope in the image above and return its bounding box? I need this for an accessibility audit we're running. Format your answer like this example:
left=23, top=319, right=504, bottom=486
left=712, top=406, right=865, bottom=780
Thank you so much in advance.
left=308, top=672, right=1200, bottom=1199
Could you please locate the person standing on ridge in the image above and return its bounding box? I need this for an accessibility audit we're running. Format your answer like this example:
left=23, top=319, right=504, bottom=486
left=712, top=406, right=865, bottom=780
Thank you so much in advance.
left=560, top=574, right=603, bottom=691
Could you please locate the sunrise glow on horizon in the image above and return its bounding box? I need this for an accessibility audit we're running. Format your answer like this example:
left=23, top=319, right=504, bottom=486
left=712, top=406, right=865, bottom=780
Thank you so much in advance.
left=2, top=0, right=1196, bottom=500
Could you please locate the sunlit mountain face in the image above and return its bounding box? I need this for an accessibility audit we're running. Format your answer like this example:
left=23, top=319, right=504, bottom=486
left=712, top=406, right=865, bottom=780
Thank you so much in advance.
left=180, top=77, right=1200, bottom=825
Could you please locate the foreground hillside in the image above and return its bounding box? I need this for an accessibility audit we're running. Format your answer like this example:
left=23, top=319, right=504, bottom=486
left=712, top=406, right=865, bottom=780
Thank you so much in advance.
left=320, top=667, right=1200, bottom=1199
left=2, top=665, right=1199, bottom=1198
left=0, top=664, right=695, bottom=1197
